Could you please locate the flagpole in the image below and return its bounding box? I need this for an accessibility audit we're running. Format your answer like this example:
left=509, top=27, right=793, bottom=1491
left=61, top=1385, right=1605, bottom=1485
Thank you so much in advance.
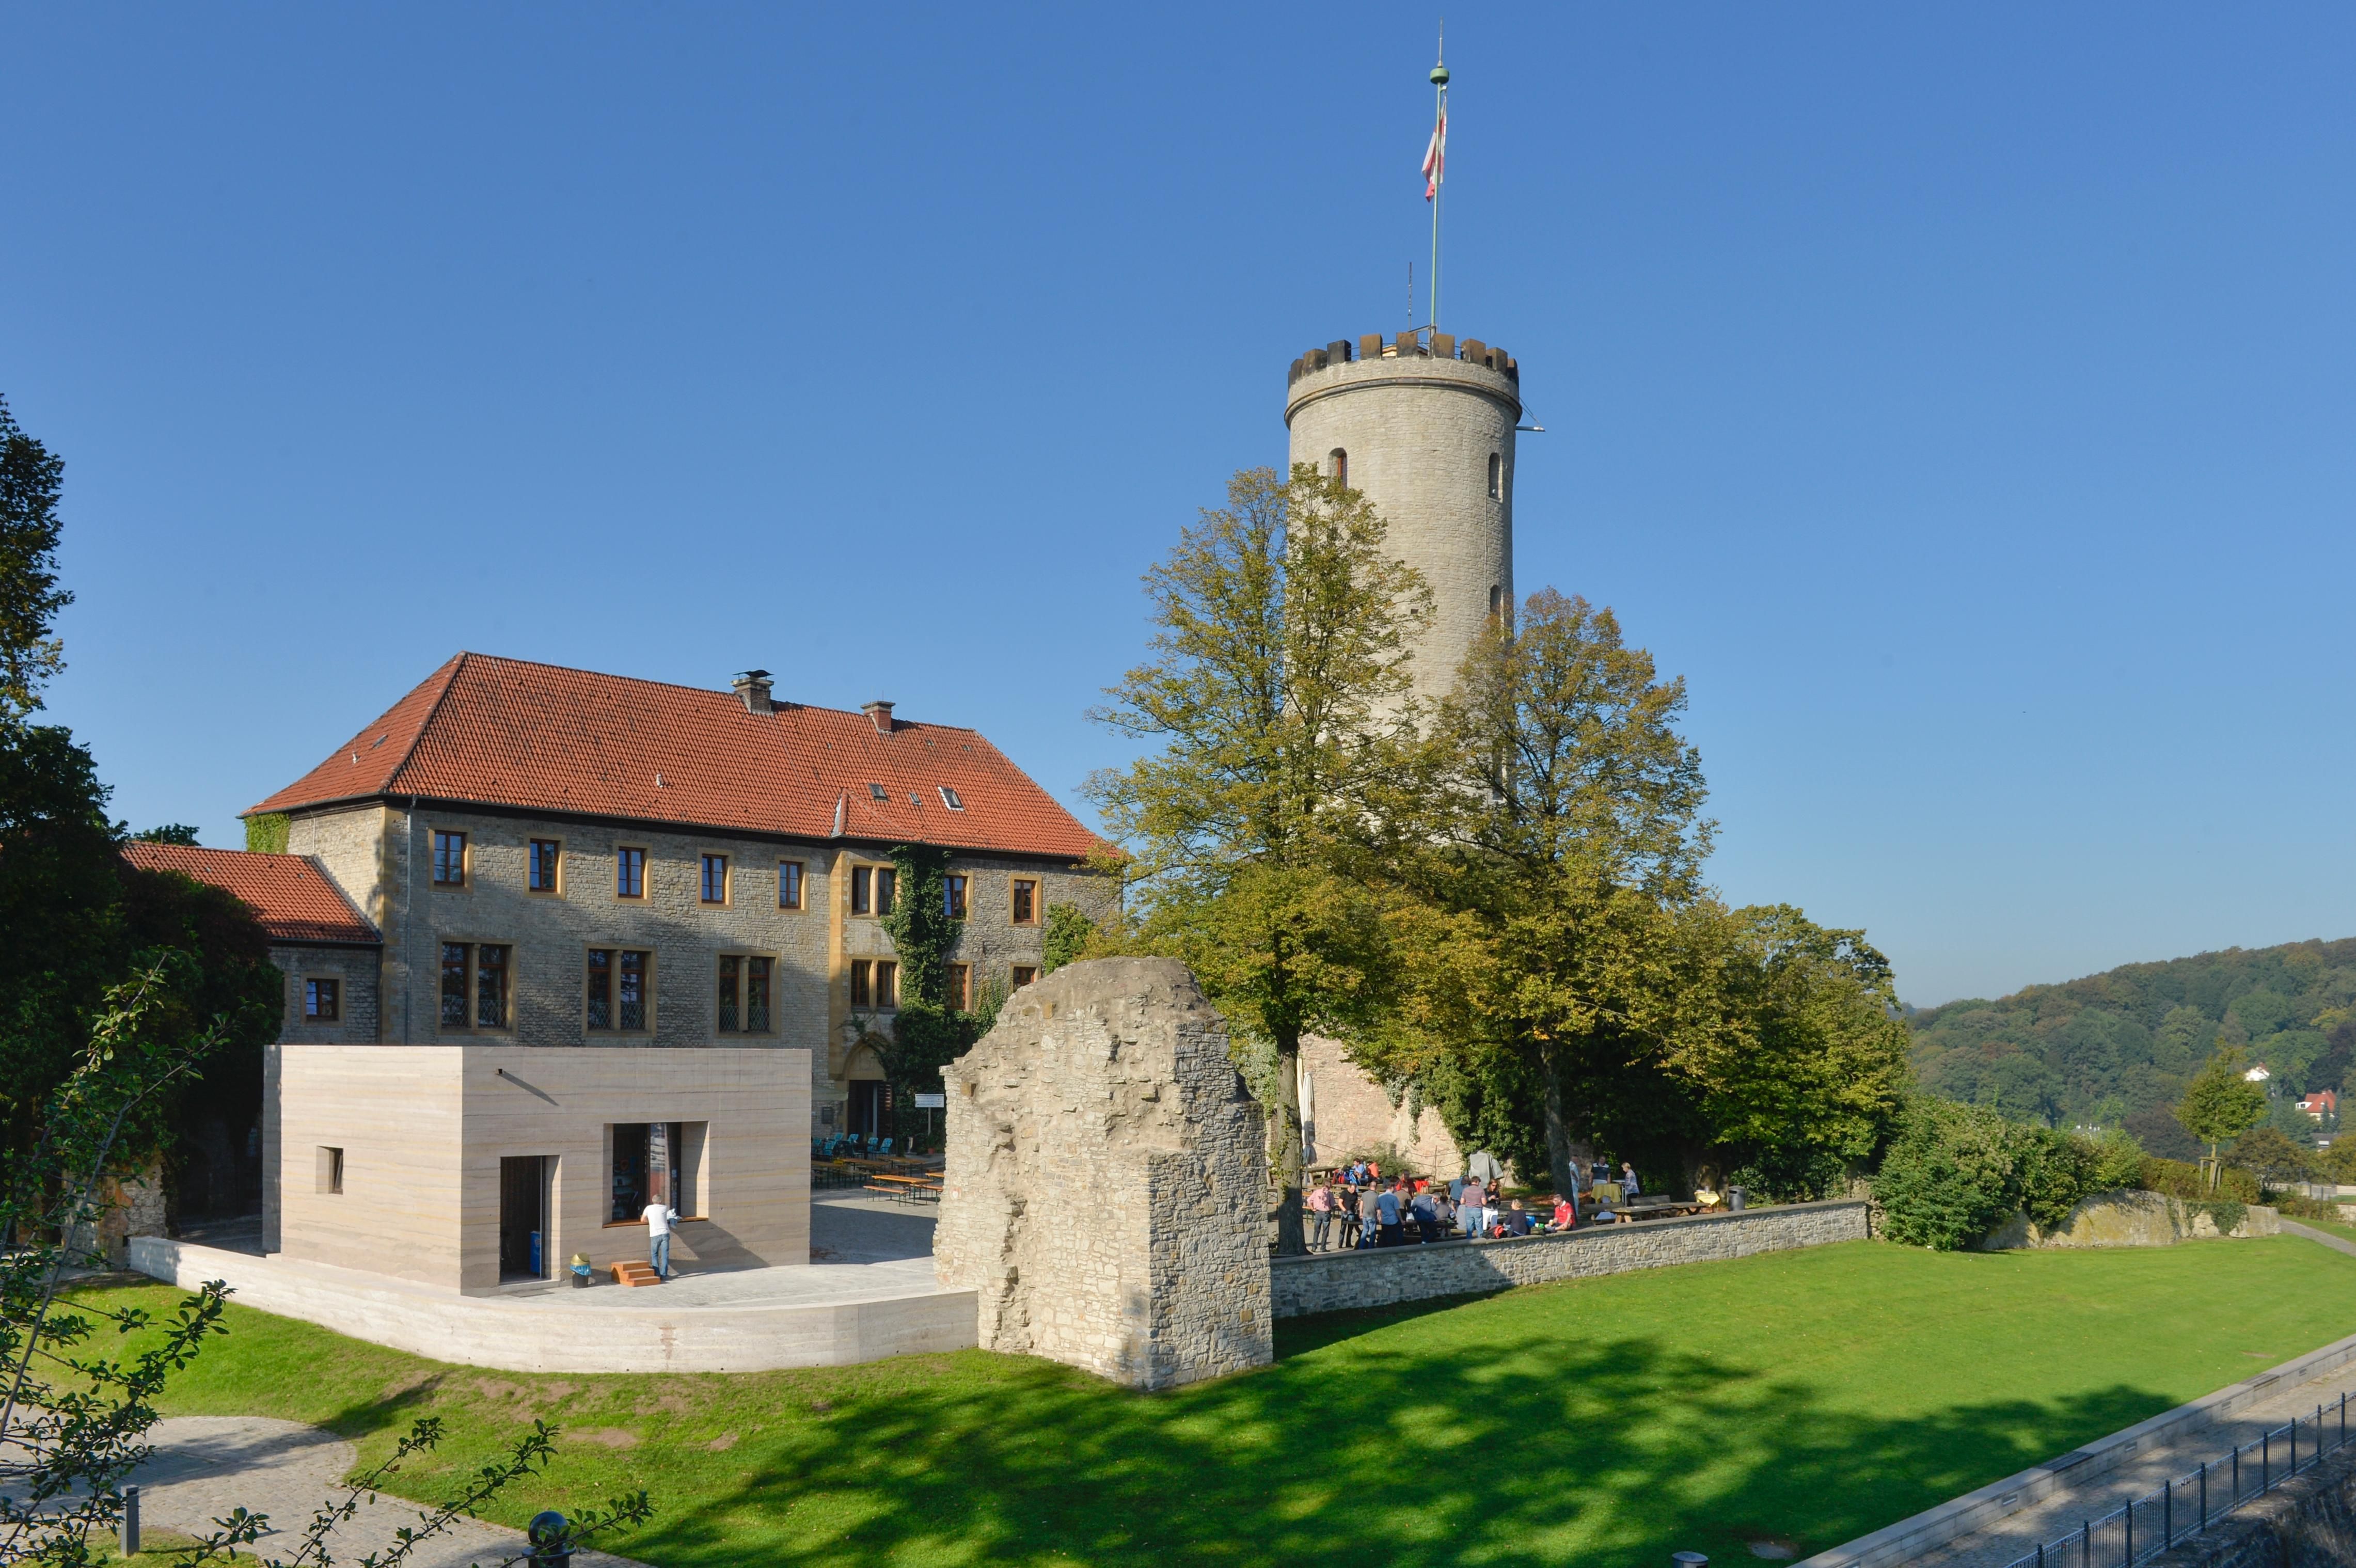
left=1430, top=38, right=1448, bottom=332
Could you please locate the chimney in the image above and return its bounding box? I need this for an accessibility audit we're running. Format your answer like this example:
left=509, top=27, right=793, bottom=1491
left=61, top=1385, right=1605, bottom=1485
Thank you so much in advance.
left=732, top=669, right=774, bottom=714
left=862, top=699, right=895, bottom=735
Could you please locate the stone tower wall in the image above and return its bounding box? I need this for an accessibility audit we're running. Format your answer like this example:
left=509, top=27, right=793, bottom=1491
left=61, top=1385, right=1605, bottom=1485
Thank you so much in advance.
left=934, top=957, right=1273, bottom=1390
left=1285, top=334, right=1522, bottom=703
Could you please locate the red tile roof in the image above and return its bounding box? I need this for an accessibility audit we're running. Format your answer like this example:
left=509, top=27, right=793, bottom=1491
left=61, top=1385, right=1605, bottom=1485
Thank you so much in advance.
left=245, top=653, right=1102, bottom=861
left=122, top=842, right=381, bottom=945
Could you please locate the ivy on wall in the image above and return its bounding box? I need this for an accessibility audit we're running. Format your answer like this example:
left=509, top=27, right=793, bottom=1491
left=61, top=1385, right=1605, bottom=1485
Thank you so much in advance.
left=879, top=842, right=972, bottom=1106
left=245, top=813, right=290, bottom=854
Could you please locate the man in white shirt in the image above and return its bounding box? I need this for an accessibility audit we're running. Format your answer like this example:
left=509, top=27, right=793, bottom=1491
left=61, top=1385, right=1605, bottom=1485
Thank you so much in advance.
left=642, top=1197, right=679, bottom=1280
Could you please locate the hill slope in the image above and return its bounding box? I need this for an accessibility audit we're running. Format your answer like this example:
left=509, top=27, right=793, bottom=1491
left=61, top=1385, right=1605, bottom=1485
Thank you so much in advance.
left=1907, top=937, right=2356, bottom=1156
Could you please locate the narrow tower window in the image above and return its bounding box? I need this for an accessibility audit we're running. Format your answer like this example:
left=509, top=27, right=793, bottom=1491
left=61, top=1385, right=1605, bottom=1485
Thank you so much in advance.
left=1489, top=584, right=1503, bottom=623
left=1487, top=452, right=1502, bottom=500
left=1328, top=448, right=1348, bottom=487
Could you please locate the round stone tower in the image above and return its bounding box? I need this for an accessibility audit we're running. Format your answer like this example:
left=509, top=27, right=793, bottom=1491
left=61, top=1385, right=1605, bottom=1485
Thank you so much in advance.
left=1284, top=330, right=1521, bottom=704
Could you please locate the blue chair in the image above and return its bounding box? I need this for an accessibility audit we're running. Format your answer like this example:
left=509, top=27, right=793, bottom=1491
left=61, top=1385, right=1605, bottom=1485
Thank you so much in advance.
left=879, top=1137, right=895, bottom=1157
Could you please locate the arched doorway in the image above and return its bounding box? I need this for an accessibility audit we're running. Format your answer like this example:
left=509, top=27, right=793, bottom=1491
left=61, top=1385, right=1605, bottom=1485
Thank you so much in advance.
left=845, top=1044, right=889, bottom=1142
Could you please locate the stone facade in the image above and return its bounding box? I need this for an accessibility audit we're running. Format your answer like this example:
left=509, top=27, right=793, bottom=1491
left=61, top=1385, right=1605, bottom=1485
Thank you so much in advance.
left=1299, top=1033, right=1464, bottom=1178
left=285, top=804, right=1110, bottom=1133
left=1285, top=337, right=1520, bottom=704
left=270, top=942, right=380, bottom=1045
left=935, top=958, right=1273, bottom=1390
left=1975, top=1192, right=2282, bottom=1250
left=1271, top=1199, right=1871, bottom=1318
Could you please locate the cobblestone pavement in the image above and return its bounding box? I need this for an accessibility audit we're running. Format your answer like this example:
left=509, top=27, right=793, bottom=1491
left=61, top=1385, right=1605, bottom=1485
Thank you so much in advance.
left=127, top=1416, right=646, bottom=1567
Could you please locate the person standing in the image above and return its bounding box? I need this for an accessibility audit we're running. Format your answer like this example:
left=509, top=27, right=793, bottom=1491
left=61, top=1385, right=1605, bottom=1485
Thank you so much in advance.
left=1374, top=1180, right=1406, bottom=1247
left=1460, top=1175, right=1488, bottom=1239
left=642, top=1195, right=680, bottom=1281
left=1410, top=1184, right=1440, bottom=1244
left=1621, top=1161, right=1641, bottom=1198
left=1308, top=1180, right=1335, bottom=1251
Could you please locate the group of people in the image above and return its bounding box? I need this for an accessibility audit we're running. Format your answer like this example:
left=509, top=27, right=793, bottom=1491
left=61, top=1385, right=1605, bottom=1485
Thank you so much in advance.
left=1301, top=1157, right=1656, bottom=1252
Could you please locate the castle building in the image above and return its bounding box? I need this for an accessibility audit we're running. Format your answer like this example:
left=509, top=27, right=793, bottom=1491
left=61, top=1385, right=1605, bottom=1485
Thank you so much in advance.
left=152, top=652, right=1111, bottom=1290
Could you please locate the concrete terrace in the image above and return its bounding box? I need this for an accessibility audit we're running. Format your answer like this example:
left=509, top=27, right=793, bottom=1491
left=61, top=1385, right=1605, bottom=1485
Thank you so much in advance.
left=130, top=1194, right=968, bottom=1374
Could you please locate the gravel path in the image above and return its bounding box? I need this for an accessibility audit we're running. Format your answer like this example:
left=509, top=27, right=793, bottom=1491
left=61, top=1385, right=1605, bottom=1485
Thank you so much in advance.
left=128, top=1416, right=647, bottom=1567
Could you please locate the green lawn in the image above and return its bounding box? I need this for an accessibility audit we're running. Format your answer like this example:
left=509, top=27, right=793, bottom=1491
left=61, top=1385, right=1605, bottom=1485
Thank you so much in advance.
left=75, top=1236, right=2356, bottom=1567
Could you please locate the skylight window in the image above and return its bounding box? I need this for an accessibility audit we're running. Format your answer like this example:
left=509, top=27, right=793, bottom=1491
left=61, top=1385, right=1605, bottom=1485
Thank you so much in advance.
left=940, top=786, right=965, bottom=811
left=868, top=782, right=888, bottom=801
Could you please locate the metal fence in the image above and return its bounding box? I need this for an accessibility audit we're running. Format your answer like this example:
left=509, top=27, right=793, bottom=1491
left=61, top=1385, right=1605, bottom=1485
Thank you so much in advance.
left=1999, top=1391, right=2355, bottom=1568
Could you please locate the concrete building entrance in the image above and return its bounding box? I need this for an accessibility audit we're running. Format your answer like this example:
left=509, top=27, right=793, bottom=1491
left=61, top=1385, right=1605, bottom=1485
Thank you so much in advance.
left=497, top=1156, right=549, bottom=1282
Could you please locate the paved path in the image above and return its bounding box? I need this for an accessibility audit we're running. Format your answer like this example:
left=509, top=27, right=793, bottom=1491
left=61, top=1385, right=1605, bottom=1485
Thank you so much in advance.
left=129, top=1416, right=647, bottom=1568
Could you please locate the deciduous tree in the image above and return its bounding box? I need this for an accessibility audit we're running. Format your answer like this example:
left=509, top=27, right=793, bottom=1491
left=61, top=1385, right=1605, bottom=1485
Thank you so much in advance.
left=1087, top=465, right=1429, bottom=1254
left=2175, top=1047, right=2268, bottom=1193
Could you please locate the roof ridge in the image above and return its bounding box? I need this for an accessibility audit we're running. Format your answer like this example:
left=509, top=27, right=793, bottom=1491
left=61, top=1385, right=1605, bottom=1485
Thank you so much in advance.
left=382, top=653, right=470, bottom=798
left=451, top=651, right=986, bottom=733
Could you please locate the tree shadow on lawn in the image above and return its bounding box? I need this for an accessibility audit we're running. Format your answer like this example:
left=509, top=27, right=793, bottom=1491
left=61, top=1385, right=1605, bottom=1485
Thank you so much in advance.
left=629, top=1335, right=2177, bottom=1568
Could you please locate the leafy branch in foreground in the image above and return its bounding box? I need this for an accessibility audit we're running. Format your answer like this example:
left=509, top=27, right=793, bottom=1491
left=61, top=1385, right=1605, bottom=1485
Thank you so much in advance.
left=0, top=953, right=654, bottom=1566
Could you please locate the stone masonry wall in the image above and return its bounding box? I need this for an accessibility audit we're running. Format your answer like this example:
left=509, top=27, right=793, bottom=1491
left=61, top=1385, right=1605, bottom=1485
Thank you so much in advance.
left=934, top=957, right=1272, bottom=1390
left=1300, top=1033, right=1463, bottom=1178
left=1271, top=1199, right=1871, bottom=1318
left=1976, top=1192, right=2283, bottom=1250
left=270, top=943, right=380, bottom=1044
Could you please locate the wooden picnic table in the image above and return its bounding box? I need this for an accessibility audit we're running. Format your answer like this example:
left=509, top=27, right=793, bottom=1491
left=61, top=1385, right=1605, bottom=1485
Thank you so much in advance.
left=864, top=1171, right=944, bottom=1202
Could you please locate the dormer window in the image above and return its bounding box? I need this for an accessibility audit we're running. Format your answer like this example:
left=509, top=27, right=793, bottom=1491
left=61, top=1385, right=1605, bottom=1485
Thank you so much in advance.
left=867, top=782, right=888, bottom=802
left=940, top=786, right=964, bottom=811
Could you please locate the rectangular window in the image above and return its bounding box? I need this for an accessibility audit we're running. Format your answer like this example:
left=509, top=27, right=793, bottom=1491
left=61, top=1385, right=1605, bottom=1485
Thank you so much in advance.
left=304, top=977, right=341, bottom=1022
left=619, top=949, right=649, bottom=1031
left=850, top=958, right=871, bottom=1008
left=432, top=830, right=466, bottom=886
left=610, top=1120, right=700, bottom=1221
left=875, top=959, right=898, bottom=1010
left=586, top=948, right=612, bottom=1031
left=318, top=1146, right=343, bottom=1195
left=616, top=847, right=646, bottom=899
left=440, top=943, right=511, bottom=1032
left=746, top=955, right=771, bottom=1032
left=779, top=860, right=804, bottom=910
left=610, top=1122, right=649, bottom=1222
left=876, top=867, right=897, bottom=916
left=529, top=839, right=562, bottom=893
left=1011, top=964, right=1038, bottom=989
left=701, top=854, right=728, bottom=905
left=587, top=948, right=653, bottom=1033
left=1011, top=878, right=1038, bottom=925
left=948, top=962, right=970, bottom=1009
left=940, top=786, right=964, bottom=811
left=441, top=943, right=469, bottom=1027
left=715, top=954, right=774, bottom=1034
left=475, top=943, right=510, bottom=1028
left=851, top=865, right=872, bottom=915
left=944, top=873, right=968, bottom=920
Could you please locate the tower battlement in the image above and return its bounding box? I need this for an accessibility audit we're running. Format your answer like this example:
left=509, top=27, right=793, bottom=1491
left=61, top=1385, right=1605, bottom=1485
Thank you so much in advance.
left=1287, top=332, right=1519, bottom=386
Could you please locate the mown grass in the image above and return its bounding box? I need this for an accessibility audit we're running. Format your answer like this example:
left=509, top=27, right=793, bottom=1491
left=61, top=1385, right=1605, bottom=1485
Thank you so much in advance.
left=73, top=1235, right=2356, bottom=1567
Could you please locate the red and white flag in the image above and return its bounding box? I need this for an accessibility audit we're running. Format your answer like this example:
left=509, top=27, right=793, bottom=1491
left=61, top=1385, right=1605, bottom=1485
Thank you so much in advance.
left=1421, top=106, right=1447, bottom=200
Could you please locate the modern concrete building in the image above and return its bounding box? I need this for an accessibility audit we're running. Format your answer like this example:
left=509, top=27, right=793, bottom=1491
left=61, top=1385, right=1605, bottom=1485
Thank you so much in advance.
left=150, top=654, right=1111, bottom=1290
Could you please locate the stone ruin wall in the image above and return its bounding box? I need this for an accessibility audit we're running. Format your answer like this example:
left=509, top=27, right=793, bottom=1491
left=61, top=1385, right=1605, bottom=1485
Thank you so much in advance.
left=934, top=957, right=1273, bottom=1390
left=1299, top=1033, right=1465, bottom=1179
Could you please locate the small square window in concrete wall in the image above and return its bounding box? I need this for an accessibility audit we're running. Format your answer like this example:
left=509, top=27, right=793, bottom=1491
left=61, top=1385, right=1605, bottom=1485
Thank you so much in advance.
left=317, top=1146, right=344, bottom=1194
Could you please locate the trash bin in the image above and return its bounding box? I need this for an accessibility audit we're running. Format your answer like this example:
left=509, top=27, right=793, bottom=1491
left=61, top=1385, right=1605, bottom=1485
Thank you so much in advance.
left=568, top=1253, right=593, bottom=1288
left=1727, top=1187, right=1746, bottom=1212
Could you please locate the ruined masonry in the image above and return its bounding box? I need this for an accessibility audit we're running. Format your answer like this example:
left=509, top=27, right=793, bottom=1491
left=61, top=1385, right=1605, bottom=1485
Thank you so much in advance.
left=934, top=957, right=1273, bottom=1390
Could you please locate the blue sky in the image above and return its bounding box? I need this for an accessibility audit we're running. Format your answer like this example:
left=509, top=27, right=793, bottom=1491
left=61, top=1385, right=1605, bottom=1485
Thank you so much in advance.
left=5, top=4, right=2353, bottom=1006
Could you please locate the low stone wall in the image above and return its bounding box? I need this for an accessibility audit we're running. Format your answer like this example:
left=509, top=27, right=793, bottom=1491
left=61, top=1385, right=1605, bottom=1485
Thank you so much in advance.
left=1978, top=1193, right=2281, bottom=1251
left=1271, top=1199, right=1870, bottom=1319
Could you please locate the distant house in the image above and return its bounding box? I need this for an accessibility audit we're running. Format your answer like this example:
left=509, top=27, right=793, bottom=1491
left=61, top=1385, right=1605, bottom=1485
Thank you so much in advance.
left=2245, top=1062, right=2273, bottom=1084
left=2299, top=1088, right=2337, bottom=1121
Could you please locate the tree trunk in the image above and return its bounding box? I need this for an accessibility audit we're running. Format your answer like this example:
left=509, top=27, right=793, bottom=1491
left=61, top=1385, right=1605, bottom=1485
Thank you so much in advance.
left=1542, top=1043, right=1578, bottom=1200
left=1272, top=1033, right=1306, bottom=1256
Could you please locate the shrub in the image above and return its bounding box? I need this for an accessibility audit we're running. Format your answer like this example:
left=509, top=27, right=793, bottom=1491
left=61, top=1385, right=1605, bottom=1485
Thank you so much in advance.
left=2139, top=1155, right=2261, bottom=1205
left=1873, top=1100, right=2024, bottom=1250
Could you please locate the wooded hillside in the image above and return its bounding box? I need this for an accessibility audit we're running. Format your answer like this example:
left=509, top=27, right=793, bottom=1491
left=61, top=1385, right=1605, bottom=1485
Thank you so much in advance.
left=1907, top=937, right=2356, bottom=1158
